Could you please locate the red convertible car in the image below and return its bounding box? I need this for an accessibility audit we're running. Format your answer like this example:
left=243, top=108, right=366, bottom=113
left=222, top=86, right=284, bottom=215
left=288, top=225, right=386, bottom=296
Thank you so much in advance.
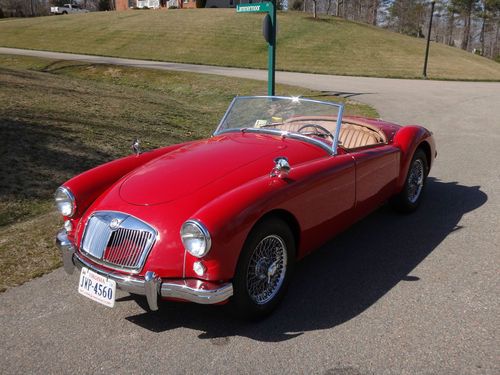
left=56, top=96, right=436, bottom=319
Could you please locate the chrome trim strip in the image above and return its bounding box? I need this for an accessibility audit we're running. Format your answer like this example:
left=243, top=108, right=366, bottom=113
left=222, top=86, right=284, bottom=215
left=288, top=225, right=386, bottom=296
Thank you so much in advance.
left=332, top=104, right=344, bottom=155
left=56, top=230, right=233, bottom=308
left=182, top=248, right=187, bottom=279
left=216, top=96, right=238, bottom=132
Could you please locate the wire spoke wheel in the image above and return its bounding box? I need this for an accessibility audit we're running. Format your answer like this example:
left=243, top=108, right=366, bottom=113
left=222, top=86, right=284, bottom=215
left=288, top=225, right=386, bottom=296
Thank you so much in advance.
left=407, top=158, right=424, bottom=204
left=391, top=148, right=428, bottom=213
left=233, top=219, right=294, bottom=319
left=246, top=235, right=287, bottom=305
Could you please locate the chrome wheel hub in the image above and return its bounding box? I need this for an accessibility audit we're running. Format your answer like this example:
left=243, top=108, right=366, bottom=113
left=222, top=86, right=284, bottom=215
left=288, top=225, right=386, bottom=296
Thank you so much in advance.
left=407, top=159, right=424, bottom=204
left=246, top=235, right=287, bottom=305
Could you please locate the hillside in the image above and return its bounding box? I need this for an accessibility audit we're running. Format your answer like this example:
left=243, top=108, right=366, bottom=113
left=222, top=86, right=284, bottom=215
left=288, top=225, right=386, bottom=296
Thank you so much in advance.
left=1, top=9, right=499, bottom=80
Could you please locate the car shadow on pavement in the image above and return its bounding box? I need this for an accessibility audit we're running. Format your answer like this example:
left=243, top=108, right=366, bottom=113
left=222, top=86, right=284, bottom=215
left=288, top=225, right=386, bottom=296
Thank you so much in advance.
left=126, top=178, right=487, bottom=342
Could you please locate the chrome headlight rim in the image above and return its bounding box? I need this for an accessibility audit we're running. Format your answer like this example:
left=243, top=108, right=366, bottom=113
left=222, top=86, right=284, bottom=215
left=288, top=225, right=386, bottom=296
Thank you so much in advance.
left=54, top=186, right=76, bottom=218
left=180, top=219, right=212, bottom=258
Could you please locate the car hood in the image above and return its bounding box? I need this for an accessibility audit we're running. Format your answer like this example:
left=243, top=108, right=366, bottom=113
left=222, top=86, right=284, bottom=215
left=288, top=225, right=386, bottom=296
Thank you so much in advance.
left=119, top=133, right=288, bottom=206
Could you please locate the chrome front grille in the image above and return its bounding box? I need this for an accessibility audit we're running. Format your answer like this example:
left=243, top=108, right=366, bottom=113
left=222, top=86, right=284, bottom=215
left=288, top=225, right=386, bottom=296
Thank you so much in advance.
left=103, top=228, right=154, bottom=268
left=80, top=212, right=157, bottom=273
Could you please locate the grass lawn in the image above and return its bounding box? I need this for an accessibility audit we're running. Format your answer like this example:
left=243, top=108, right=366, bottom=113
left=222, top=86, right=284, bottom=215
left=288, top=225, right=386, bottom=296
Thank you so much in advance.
left=1, top=10, right=499, bottom=80
left=0, top=54, right=377, bottom=292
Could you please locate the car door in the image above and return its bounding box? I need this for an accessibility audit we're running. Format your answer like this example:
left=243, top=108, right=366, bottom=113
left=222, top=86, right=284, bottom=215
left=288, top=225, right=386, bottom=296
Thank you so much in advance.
left=351, top=145, right=401, bottom=215
left=286, top=152, right=356, bottom=257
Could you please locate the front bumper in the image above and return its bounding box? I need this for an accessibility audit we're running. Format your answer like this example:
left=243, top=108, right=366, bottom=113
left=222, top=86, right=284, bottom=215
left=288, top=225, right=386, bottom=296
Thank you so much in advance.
left=56, top=229, right=233, bottom=311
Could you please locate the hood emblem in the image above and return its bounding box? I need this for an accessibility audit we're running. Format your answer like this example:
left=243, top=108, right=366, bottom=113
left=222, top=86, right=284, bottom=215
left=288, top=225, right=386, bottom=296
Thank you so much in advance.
left=131, top=138, right=141, bottom=156
left=109, top=218, right=122, bottom=230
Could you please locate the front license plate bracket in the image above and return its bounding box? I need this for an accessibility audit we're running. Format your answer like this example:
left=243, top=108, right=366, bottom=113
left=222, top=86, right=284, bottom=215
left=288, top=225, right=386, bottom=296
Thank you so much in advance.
left=78, top=267, right=116, bottom=308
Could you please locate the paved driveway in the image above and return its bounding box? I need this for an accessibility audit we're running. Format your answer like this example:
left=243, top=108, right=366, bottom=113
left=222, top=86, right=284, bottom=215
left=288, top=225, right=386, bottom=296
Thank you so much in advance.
left=1, top=48, right=498, bottom=374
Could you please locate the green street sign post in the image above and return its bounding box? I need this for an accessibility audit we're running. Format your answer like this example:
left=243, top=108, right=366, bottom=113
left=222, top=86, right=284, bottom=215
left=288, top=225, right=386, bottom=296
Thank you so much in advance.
left=237, top=1, right=276, bottom=96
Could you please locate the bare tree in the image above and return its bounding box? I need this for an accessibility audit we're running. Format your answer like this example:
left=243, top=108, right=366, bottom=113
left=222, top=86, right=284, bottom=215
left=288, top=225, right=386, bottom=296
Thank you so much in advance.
left=452, top=0, right=480, bottom=50
left=369, top=0, right=379, bottom=25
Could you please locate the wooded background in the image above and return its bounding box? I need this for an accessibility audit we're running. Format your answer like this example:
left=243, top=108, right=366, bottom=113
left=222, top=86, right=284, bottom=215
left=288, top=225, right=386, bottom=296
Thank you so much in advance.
left=292, top=0, right=500, bottom=60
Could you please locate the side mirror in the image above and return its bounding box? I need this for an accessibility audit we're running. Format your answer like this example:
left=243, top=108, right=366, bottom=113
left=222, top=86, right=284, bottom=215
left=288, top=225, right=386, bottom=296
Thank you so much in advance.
left=270, top=156, right=290, bottom=178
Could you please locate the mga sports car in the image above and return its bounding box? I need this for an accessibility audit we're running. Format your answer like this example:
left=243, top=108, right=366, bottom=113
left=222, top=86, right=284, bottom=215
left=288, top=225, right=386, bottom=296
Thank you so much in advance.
left=56, top=96, right=436, bottom=319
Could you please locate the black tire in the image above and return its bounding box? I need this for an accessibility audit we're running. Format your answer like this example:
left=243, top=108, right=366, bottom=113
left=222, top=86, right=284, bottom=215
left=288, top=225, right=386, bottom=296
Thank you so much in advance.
left=62, top=11, right=67, bottom=14
left=392, top=148, right=428, bottom=213
left=232, top=218, right=295, bottom=320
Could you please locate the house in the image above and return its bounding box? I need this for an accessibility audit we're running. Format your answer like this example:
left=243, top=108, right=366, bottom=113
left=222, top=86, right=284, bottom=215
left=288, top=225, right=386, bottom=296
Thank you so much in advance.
left=136, top=0, right=160, bottom=7
left=115, top=0, right=254, bottom=10
left=205, top=0, right=253, bottom=8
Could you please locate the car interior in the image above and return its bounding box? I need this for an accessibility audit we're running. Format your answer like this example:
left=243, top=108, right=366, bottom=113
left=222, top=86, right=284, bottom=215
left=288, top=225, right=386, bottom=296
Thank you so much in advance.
left=281, top=116, right=387, bottom=150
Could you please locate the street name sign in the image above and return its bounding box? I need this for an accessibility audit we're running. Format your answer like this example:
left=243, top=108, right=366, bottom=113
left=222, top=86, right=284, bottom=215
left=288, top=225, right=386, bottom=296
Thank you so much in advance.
left=236, top=3, right=271, bottom=13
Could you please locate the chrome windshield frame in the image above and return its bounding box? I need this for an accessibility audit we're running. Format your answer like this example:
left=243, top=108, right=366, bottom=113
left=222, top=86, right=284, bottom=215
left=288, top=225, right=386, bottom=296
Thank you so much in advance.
left=213, top=96, right=344, bottom=155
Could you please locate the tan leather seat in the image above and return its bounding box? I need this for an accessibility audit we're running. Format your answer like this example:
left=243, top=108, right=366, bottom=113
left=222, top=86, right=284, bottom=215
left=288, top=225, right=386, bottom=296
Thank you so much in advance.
left=280, top=116, right=386, bottom=149
left=339, top=123, right=384, bottom=149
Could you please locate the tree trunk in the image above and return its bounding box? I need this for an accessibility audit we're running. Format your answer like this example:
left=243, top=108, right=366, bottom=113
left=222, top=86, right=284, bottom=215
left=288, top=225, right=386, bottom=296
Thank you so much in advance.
left=326, top=0, right=332, bottom=15
left=447, top=11, right=455, bottom=46
left=461, top=7, right=472, bottom=50
left=370, top=0, right=379, bottom=26
left=312, top=0, right=317, bottom=18
left=495, top=20, right=500, bottom=57
left=480, top=15, right=486, bottom=55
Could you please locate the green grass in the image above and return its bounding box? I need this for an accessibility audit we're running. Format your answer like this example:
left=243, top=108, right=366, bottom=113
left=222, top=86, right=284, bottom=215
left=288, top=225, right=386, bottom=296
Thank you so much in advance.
left=1, top=10, right=499, bottom=80
left=0, top=54, right=376, bottom=292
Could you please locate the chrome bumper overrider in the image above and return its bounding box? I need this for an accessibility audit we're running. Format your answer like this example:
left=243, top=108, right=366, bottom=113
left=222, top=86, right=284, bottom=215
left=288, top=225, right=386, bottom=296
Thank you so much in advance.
left=56, top=229, right=233, bottom=311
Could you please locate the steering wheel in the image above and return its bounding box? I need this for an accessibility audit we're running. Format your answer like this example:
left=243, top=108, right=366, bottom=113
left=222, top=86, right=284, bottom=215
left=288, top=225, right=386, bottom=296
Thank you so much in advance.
left=297, top=124, right=333, bottom=140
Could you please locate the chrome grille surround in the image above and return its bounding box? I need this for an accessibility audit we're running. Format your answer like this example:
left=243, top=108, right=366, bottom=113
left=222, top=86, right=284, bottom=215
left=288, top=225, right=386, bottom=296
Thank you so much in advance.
left=80, top=211, right=157, bottom=274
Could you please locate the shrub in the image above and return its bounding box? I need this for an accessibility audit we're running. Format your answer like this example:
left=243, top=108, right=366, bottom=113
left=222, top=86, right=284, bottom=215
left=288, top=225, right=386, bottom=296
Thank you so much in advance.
left=290, top=0, right=303, bottom=11
left=98, top=0, right=112, bottom=11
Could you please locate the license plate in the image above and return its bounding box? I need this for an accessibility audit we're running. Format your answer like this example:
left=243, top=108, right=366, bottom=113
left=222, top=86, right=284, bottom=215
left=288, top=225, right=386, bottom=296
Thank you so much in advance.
left=78, top=267, right=116, bottom=308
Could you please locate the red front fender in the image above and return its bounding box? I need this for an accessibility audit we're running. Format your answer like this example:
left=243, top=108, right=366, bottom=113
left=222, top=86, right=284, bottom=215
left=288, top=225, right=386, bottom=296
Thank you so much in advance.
left=393, top=126, right=436, bottom=191
left=63, top=143, right=189, bottom=219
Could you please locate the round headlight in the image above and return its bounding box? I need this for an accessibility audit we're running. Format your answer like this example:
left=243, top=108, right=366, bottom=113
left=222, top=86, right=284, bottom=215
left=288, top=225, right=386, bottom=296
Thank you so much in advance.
left=180, top=220, right=211, bottom=258
left=55, top=186, right=76, bottom=217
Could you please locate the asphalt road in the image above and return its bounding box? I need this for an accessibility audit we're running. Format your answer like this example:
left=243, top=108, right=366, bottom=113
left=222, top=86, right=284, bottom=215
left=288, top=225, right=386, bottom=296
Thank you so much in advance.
left=1, top=48, right=499, bottom=375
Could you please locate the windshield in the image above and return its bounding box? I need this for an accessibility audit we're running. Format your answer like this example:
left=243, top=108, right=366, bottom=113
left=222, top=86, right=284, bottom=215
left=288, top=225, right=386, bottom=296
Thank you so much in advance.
left=215, top=96, right=344, bottom=154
